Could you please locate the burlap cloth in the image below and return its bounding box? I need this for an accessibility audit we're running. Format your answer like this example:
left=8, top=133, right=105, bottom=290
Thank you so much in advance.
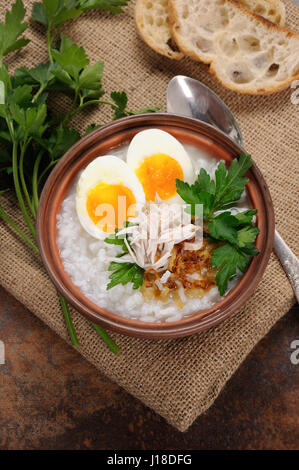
left=0, top=0, right=298, bottom=432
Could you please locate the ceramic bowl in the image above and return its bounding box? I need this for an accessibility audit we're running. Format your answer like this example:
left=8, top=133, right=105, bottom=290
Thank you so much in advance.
left=36, top=113, right=275, bottom=339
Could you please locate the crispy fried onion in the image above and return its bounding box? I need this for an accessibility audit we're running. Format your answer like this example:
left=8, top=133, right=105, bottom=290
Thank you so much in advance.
left=141, top=238, right=218, bottom=308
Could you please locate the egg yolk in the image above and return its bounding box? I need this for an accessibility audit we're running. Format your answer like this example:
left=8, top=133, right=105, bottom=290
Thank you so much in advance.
left=135, top=154, right=183, bottom=201
left=86, top=182, right=136, bottom=233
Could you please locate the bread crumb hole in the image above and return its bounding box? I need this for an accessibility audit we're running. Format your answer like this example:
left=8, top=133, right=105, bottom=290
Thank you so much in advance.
left=146, top=2, right=152, bottom=8
left=239, top=35, right=261, bottom=52
left=156, top=16, right=164, bottom=26
left=266, top=63, right=279, bottom=77
left=219, top=36, right=238, bottom=56
left=269, top=9, right=275, bottom=15
left=196, top=37, right=213, bottom=53
left=230, top=65, right=253, bottom=84
left=276, top=15, right=281, bottom=23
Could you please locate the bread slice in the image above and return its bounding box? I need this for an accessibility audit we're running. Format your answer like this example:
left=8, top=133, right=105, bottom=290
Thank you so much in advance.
left=135, top=0, right=285, bottom=61
left=135, top=0, right=184, bottom=60
left=169, top=0, right=299, bottom=94
left=238, top=0, right=285, bottom=26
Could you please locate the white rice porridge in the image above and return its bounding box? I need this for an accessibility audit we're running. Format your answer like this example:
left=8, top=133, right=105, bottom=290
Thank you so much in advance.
left=56, top=143, right=250, bottom=322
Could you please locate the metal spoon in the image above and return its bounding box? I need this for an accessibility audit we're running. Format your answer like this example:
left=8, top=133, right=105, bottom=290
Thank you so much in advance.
left=167, top=75, right=299, bottom=302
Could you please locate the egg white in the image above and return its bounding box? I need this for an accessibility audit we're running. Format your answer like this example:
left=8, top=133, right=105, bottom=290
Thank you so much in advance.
left=126, top=129, right=194, bottom=204
left=76, top=155, right=145, bottom=239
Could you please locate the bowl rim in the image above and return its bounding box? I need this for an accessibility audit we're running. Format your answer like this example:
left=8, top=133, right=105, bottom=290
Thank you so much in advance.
left=36, top=113, right=275, bottom=339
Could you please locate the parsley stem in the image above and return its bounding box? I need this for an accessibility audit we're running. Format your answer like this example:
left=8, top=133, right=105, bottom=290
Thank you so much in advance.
left=97, top=100, right=118, bottom=109
left=32, top=83, right=46, bottom=104
left=32, top=150, right=43, bottom=214
left=91, top=322, right=120, bottom=355
left=0, top=203, right=39, bottom=254
left=37, top=160, right=57, bottom=188
left=19, top=139, right=36, bottom=219
left=12, top=140, right=36, bottom=240
left=58, top=294, right=79, bottom=348
left=47, top=27, right=54, bottom=64
left=64, top=99, right=101, bottom=124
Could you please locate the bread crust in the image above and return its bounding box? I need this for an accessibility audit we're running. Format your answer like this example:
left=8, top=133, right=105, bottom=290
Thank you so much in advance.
left=237, top=0, right=286, bottom=26
left=169, top=0, right=299, bottom=94
left=135, top=0, right=184, bottom=60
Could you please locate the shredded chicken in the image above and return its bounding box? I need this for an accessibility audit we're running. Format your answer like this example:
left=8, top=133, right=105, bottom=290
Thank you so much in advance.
left=109, top=201, right=200, bottom=271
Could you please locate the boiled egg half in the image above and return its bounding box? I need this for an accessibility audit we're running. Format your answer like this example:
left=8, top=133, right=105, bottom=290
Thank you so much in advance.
left=76, top=156, right=145, bottom=239
left=127, top=129, right=194, bottom=203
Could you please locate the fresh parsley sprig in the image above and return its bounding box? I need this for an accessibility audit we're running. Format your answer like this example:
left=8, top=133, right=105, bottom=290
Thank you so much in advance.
left=0, top=0, right=157, bottom=353
left=31, top=0, right=131, bottom=63
left=0, top=0, right=29, bottom=62
left=107, top=261, right=144, bottom=290
left=104, top=222, right=145, bottom=290
left=176, top=154, right=260, bottom=295
left=104, top=224, right=145, bottom=290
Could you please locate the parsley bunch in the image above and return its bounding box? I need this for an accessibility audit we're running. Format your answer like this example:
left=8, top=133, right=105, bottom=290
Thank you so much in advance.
left=176, top=153, right=260, bottom=295
left=0, top=0, right=158, bottom=353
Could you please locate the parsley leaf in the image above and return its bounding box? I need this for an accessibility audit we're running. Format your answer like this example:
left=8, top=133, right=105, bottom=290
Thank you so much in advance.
left=177, top=154, right=252, bottom=217
left=214, top=153, right=252, bottom=210
left=104, top=223, right=146, bottom=290
left=110, top=91, right=128, bottom=119
left=176, top=179, right=214, bottom=217
left=234, top=209, right=257, bottom=226
left=110, top=91, right=160, bottom=120
left=31, top=0, right=82, bottom=27
left=46, top=124, right=81, bottom=160
left=209, top=212, right=239, bottom=245
left=0, top=0, right=29, bottom=60
left=79, top=61, right=104, bottom=90
left=237, top=225, right=260, bottom=248
left=14, top=63, right=55, bottom=89
left=104, top=228, right=129, bottom=253
left=52, top=34, right=89, bottom=80
left=210, top=244, right=249, bottom=295
left=107, top=262, right=144, bottom=290
left=194, top=168, right=215, bottom=194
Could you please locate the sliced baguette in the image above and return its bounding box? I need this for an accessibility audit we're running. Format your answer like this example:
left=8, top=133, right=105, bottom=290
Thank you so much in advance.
left=169, top=0, right=299, bottom=94
left=135, top=0, right=184, bottom=60
left=238, top=0, right=285, bottom=26
left=135, top=0, right=286, bottom=61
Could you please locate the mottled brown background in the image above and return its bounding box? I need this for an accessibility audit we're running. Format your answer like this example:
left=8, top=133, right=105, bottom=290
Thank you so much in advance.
left=0, top=287, right=298, bottom=450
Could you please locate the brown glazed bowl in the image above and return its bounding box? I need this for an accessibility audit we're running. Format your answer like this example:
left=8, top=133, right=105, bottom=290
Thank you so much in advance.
left=37, top=113, right=274, bottom=339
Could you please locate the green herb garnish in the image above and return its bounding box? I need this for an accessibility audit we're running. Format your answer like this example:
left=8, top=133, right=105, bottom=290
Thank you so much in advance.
left=104, top=224, right=145, bottom=290
left=176, top=153, right=260, bottom=295
left=0, top=0, right=158, bottom=354
left=107, top=262, right=144, bottom=291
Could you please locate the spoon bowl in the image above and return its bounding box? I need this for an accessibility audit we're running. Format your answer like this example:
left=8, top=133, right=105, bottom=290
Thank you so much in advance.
left=167, top=75, right=243, bottom=145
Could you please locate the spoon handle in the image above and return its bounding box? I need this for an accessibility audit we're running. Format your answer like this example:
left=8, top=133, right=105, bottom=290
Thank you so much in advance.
left=274, top=230, right=299, bottom=302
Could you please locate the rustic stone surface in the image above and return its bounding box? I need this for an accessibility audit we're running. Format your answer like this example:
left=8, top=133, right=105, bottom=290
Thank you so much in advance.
left=0, top=285, right=298, bottom=450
